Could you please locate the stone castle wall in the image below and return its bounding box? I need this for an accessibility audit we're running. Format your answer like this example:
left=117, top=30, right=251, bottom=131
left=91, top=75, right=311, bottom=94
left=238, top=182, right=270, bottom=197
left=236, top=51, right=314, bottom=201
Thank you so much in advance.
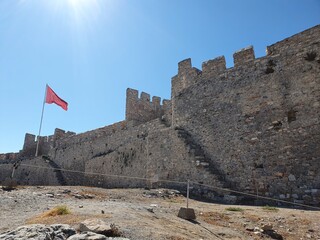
left=54, top=119, right=223, bottom=191
left=171, top=25, right=320, bottom=204
left=0, top=24, right=319, bottom=206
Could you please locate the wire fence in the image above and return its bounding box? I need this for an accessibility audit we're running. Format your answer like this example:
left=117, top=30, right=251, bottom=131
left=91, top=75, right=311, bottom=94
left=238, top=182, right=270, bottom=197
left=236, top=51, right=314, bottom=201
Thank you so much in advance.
left=1, top=162, right=319, bottom=210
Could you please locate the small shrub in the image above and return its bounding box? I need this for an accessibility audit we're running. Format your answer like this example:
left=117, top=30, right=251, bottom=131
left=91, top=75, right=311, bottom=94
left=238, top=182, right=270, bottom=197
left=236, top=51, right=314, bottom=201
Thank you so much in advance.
left=305, top=52, right=317, bottom=61
left=42, top=155, right=51, bottom=161
left=265, top=67, right=274, bottom=74
left=45, top=205, right=71, bottom=217
left=265, top=59, right=276, bottom=74
left=2, top=178, right=18, bottom=191
left=262, top=205, right=279, bottom=211
left=287, top=109, right=297, bottom=123
left=106, top=223, right=122, bottom=237
left=272, top=120, right=282, bottom=130
left=225, top=207, right=244, bottom=212
left=267, top=59, right=276, bottom=67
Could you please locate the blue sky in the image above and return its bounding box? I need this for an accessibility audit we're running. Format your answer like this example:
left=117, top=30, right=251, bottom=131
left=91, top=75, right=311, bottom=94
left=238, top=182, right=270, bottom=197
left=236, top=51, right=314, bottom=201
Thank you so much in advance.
left=0, top=0, right=319, bottom=153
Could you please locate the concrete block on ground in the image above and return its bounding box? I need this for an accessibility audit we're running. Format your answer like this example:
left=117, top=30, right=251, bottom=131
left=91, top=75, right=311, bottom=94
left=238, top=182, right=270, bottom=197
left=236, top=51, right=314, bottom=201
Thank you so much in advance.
left=178, top=207, right=196, bottom=220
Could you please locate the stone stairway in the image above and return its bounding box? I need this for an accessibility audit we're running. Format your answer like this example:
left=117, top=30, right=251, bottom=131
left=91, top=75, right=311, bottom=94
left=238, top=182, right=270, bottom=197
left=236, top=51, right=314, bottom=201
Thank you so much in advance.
left=42, top=156, right=67, bottom=186
left=174, top=127, right=232, bottom=200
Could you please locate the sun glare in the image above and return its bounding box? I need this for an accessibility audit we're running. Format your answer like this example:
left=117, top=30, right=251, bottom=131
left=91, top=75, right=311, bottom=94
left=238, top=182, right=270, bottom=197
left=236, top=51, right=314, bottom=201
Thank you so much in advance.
left=34, top=0, right=119, bottom=29
left=44, top=0, right=107, bottom=27
left=67, top=0, right=96, bottom=11
left=38, top=0, right=118, bottom=61
left=68, top=0, right=82, bottom=7
left=66, top=0, right=101, bottom=23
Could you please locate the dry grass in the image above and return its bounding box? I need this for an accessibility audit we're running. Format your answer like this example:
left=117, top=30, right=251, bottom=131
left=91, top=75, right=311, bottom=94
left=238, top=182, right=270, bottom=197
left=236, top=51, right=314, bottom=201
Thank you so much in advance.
left=199, top=211, right=230, bottom=226
left=287, top=216, right=311, bottom=226
left=245, top=213, right=261, bottom=222
left=26, top=205, right=110, bottom=226
left=78, top=188, right=109, bottom=199
left=26, top=213, right=97, bottom=225
left=2, top=178, right=18, bottom=191
left=44, top=205, right=71, bottom=217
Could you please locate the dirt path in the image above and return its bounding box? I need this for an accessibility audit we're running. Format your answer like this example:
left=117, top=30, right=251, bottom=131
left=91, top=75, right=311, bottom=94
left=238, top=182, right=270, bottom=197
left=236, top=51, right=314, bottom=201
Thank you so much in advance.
left=0, top=186, right=319, bottom=239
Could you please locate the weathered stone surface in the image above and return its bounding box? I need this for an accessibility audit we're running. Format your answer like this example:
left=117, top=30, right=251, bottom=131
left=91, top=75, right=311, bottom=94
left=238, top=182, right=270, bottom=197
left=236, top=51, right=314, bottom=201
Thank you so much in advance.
left=78, top=219, right=112, bottom=235
left=288, top=174, right=296, bottom=181
left=177, top=207, right=196, bottom=220
left=0, top=223, right=129, bottom=240
left=67, top=232, right=107, bottom=240
left=223, top=195, right=238, bottom=204
left=68, top=232, right=130, bottom=240
left=171, top=25, right=320, bottom=205
left=261, top=223, right=273, bottom=231
left=0, top=224, right=76, bottom=240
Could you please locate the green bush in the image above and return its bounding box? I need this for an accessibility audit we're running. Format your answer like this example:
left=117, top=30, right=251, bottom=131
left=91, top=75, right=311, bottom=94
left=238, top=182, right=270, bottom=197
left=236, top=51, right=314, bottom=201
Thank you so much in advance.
left=225, top=207, right=244, bottom=212
left=262, top=205, right=279, bottom=211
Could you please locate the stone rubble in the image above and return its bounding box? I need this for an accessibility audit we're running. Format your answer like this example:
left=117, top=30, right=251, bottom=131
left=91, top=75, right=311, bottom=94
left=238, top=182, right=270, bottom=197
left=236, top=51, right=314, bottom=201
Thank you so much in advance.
left=0, top=223, right=130, bottom=240
left=0, top=224, right=76, bottom=240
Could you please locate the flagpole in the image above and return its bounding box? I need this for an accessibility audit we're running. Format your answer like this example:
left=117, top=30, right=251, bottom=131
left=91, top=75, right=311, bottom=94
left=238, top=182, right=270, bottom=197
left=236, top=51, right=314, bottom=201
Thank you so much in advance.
left=35, top=84, right=47, bottom=157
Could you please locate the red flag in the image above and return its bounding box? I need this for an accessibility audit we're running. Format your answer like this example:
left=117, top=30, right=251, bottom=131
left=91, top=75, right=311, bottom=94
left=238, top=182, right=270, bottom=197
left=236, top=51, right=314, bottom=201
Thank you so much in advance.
left=45, top=85, right=68, bottom=111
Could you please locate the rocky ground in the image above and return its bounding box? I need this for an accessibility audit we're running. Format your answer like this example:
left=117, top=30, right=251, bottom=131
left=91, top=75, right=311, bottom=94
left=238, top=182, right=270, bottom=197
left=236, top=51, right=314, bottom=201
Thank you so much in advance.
left=0, top=186, right=319, bottom=240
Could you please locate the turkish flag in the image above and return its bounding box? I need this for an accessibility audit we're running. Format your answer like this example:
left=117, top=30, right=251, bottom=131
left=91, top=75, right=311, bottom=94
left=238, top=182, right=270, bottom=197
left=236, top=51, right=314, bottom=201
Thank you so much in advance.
left=45, top=85, right=68, bottom=111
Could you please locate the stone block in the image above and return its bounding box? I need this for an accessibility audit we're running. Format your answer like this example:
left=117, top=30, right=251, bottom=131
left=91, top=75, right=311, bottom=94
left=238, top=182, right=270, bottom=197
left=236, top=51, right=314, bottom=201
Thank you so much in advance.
left=178, top=207, right=196, bottom=220
left=288, top=174, right=296, bottom=181
left=233, top=46, right=255, bottom=67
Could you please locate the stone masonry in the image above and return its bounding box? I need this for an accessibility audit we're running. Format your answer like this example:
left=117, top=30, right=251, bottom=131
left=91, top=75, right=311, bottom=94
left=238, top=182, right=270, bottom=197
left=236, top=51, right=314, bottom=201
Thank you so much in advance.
left=1, top=25, right=319, bottom=206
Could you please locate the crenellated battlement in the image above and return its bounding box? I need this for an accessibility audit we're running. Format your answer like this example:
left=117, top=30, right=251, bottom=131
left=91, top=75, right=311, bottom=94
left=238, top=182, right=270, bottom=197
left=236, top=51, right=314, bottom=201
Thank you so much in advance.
left=0, top=152, right=19, bottom=161
left=172, top=48, right=256, bottom=97
left=20, top=128, right=75, bottom=157
left=171, top=24, right=320, bottom=99
left=126, top=88, right=171, bottom=125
